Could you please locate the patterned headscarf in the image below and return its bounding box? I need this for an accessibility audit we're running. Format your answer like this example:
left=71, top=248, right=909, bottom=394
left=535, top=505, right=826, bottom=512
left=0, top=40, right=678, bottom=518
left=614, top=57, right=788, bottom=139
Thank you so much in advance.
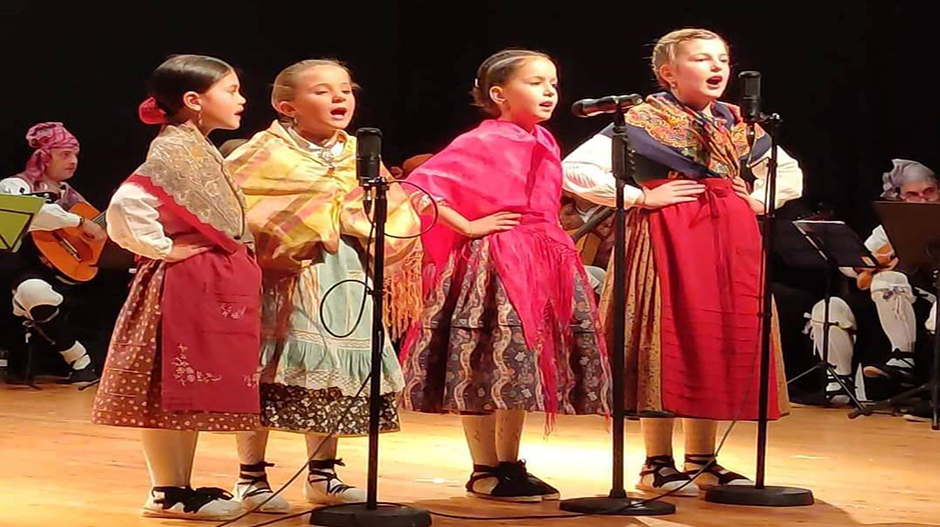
left=23, top=122, right=80, bottom=182
left=881, top=159, right=936, bottom=200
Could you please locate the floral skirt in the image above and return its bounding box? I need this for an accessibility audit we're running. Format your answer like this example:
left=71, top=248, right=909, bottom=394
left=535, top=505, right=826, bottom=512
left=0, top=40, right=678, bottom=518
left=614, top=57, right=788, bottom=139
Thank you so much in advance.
left=401, top=237, right=611, bottom=415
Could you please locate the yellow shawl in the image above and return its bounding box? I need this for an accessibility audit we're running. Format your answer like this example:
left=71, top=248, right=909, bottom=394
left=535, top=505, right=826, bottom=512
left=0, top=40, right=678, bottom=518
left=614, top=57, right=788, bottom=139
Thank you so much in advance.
left=225, top=120, right=422, bottom=337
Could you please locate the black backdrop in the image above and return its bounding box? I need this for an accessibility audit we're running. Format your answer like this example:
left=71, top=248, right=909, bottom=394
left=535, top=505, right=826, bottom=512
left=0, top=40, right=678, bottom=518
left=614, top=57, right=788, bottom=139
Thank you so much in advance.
left=1, top=1, right=936, bottom=234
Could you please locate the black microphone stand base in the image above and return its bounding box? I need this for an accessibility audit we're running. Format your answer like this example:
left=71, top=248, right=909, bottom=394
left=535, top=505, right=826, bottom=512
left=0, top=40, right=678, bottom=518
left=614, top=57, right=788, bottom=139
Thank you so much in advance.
left=560, top=496, right=676, bottom=516
left=310, top=503, right=431, bottom=527
left=704, top=484, right=814, bottom=507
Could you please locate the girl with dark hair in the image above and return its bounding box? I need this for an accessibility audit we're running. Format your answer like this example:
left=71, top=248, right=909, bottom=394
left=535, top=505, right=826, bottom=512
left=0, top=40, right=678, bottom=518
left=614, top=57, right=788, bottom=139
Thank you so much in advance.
left=92, top=55, right=259, bottom=521
left=401, top=49, right=611, bottom=503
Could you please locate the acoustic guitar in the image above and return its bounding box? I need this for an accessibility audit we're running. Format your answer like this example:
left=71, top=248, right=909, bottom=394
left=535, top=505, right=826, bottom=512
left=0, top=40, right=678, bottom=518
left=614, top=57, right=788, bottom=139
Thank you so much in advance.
left=855, top=241, right=898, bottom=290
left=31, top=201, right=107, bottom=282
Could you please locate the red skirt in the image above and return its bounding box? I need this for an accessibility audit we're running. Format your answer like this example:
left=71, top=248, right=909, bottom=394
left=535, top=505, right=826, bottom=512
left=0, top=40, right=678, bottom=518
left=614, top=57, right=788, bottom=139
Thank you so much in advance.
left=603, top=178, right=787, bottom=420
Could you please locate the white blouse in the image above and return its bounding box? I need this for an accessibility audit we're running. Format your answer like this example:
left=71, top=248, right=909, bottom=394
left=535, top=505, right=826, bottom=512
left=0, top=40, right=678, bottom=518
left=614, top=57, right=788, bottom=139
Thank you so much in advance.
left=561, top=132, right=804, bottom=209
left=106, top=183, right=173, bottom=261
left=0, top=177, right=82, bottom=232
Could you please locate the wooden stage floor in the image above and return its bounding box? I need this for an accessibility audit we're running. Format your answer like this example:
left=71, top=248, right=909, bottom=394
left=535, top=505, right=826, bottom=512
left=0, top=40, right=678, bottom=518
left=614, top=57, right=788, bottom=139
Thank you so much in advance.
left=2, top=381, right=939, bottom=527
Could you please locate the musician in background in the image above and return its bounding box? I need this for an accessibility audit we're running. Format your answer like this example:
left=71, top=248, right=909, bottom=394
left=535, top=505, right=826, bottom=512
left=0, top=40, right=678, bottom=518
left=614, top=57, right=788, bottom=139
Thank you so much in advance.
left=558, top=194, right=612, bottom=296
left=219, top=138, right=248, bottom=158
left=808, top=159, right=938, bottom=400
left=0, top=122, right=105, bottom=386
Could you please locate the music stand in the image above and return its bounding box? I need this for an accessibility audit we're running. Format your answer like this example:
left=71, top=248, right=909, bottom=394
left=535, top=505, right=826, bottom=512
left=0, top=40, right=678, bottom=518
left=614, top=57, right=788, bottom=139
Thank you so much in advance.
left=0, top=195, right=43, bottom=253
left=0, top=195, right=44, bottom=389
left=781, top=220, right=876, bottom=410
left=849, top=202, right=940, bottom=429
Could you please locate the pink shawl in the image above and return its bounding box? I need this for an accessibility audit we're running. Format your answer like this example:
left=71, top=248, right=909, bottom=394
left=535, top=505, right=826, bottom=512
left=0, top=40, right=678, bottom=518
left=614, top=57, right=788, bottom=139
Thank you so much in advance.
left=406, top=119, right=588, bottom=414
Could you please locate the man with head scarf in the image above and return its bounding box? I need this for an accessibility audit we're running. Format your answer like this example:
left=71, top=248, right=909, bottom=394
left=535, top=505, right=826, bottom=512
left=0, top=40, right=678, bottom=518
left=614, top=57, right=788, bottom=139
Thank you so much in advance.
left=0, top=122, right=105, bottom=386
left=807, top=159, right=939, bottom=403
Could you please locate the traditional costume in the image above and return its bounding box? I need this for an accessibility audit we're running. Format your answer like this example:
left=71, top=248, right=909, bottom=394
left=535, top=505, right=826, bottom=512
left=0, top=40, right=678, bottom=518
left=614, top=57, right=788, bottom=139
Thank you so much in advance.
left=568, top=92, right=791, bottom=420
left=401, top=119, right=611, bottom=419
left=93, top=115, right=260, bottom=520
left=0, top=122, right=96, bottom=385
left=564, top=91, right=800, bottom=496
left=400, top=118, right=611, bottom=502
left=223, top=120, right=421, bottom=506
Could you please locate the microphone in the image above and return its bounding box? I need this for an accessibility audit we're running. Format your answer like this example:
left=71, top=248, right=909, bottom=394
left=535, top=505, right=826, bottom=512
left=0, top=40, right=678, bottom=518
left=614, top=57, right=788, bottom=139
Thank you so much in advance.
left=571, top=94, right=643, bottom=118
left=356, top=127, right=383, bottom=185
left=356, top=128, right=382, bottom=214
left=739, top=71, right=762, bottom=123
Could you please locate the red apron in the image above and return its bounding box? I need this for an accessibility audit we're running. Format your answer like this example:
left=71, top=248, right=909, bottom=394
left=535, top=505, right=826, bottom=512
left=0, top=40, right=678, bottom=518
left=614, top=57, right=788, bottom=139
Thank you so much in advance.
left=648, top=178, right=781, bottom=420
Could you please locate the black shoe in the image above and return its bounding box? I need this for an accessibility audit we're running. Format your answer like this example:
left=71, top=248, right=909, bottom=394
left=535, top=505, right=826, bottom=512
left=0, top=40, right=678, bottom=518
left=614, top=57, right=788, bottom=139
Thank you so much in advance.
left=904, top=400, right=938, bottom=422
left=62, top=365, right=98, bottom=388
left=502, top=460, right=560, bottom=500
left=465, top=462, right=544, bottom=503
left=637, top=455, right=699, bottom=497
left=863, top=351, right=915, bottom=385
left=826, top=374, right=856, bottom=407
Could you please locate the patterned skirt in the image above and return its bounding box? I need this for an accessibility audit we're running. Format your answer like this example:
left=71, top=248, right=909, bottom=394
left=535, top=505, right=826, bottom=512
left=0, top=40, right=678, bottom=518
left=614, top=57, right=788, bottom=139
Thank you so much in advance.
left=401, top=237, right=611, bottom=415
left=92, top=259, right=260, bottom=431
left=258, top=238, right=401, bottom=435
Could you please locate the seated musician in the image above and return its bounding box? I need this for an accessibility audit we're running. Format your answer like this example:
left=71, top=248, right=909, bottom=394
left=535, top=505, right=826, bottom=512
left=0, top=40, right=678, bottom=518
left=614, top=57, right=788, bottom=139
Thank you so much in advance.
left=807, top=159, right=938, bottom=400
left=558, top=194, right=612, bottom=296
left=0, top=122, right=105, bottom=386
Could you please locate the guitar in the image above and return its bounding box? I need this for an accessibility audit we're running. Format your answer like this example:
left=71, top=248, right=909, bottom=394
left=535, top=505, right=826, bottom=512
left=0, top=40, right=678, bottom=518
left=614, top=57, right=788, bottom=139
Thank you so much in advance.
left=855, top=241, right=899, bottom=290
left=31, top=201, right=107, bottom=282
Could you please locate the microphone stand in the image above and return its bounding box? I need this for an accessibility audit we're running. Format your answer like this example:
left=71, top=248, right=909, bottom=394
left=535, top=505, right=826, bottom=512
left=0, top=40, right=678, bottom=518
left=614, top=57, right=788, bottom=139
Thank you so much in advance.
left=560, top=106, right=675, bottom=516
left=311, top=175, right=431, bottom=527
left=704, top=112, right=814, bottom=507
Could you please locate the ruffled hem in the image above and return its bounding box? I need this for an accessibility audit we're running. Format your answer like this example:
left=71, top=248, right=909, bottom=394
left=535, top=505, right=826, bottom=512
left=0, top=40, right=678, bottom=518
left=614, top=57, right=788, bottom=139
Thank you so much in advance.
left=259, top=334, right=404, bottom=396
